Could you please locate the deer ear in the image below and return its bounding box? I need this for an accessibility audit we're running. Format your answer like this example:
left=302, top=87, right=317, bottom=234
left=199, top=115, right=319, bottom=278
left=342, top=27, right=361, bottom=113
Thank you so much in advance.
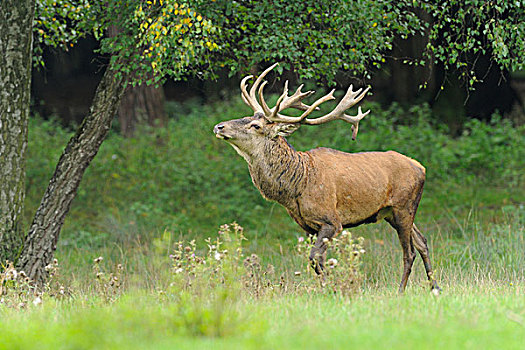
left=272, top=123, right=301, bottom=138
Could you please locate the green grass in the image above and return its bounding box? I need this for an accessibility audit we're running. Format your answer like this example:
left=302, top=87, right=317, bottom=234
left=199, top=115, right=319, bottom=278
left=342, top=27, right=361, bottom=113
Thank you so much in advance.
left=1, top=286, right=523, bottom=349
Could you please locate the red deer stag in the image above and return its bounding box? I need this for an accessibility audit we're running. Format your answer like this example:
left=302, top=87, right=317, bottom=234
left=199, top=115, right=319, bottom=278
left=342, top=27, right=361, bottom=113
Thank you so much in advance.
left=213, top=63, right=441, bottom=293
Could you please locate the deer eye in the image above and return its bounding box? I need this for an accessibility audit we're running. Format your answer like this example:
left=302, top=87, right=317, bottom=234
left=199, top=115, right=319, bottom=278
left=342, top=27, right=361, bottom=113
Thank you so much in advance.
left=251, top=124, right=261, bottom=130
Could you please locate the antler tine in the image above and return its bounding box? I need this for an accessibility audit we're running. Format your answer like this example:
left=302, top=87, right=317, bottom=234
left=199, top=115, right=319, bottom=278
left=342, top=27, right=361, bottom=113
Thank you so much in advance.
left=266, top=89, right=335, bottom=123
left=345, top=107, right=371, bottom=140
left=297, top=89, right=336, bottom=121
left=268, top=80, right=289, bottom=121
left=240, top=63, right=279, bottom=115
left=303, top=85, right=371, bottom=140
left=250, top=63, right=279, bottom=108
left=279, top=84, right=316, bottom=112
left=263, top=82, right=318, bottom=123
left=240, top=75, right=258, bottom=111
left=257, top=80, right=272, bottom=116
left=241, top=92, right=250, bottom=106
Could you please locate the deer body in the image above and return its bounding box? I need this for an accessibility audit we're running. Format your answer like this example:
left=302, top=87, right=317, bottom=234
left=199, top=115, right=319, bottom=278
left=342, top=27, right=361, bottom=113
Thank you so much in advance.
left=246, top=135, right=424, bottom=231
left=214, top=64, right=440, bottom=293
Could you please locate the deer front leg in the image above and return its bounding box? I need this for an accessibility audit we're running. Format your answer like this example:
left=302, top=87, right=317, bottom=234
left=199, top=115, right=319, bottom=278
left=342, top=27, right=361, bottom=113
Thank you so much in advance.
left=309, top=223, right=341, bottom=274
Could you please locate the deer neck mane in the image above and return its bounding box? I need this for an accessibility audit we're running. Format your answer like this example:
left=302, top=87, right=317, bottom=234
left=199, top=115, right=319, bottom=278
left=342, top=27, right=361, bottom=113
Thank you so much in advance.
left=246, top=136, right=309, bottom=205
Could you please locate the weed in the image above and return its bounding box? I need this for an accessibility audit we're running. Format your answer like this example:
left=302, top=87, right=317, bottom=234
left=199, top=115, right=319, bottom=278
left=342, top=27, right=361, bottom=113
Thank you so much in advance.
left=0, top=261, right=38, bottom=309
left=296, top=230, right=366, bottom=295
left=92, top=257, right=124, bottom=303
left=166, top=223, right=366, bottom=299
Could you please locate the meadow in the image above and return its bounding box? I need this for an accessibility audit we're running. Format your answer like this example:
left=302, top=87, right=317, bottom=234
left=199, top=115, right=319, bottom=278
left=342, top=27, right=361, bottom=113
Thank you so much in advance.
left=1, top=96, right=524, bottom=349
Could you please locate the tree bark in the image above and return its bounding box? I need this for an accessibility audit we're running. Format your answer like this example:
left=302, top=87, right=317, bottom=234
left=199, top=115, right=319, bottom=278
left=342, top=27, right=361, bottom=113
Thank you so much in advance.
left=118, top=83, right=167, bottom=137
left=0, top=0, right=35, bottom=263
left=17, top=66, right=126, bottom=284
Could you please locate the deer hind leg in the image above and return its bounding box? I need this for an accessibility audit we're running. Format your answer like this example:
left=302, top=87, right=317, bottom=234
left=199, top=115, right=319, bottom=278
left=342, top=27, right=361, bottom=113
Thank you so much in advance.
left=412, top=224, right=441, bottom=292
left=309, top=223, right=341, bottom=275
left=386, top=213, right=417, bottom=293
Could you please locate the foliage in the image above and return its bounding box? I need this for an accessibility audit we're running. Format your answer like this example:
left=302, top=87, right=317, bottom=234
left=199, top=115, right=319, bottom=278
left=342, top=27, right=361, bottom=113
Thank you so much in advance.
left=192, top=0, right=524, bottom=87
left=0, top=258, right=66, bottom=309
left=31, top=0, right=424, bottom=82
left=32, top=1, right=525, bottom=87
left=32, top=0, right=92, bottom=67
left=194, top=0, right=423, bottom=81
left=100, top=0, right=219, bottom=84
left=167, top=222, right=366, bottom=298
left=33, top=0, right=219, bottom=85
left=0, top=262, right=38, bottom=310
left=420, top=0, right=525, bottom=89
left=92, top=257, right=124, bottom=303
left=168, top=222, right=247, bottom=294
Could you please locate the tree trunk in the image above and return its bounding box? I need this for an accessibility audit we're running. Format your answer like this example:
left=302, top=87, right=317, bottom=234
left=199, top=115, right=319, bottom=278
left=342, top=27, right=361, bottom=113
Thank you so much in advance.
left=0, top=0, right=35, bottom=263
left=118, top=83, right=167, bottom=137
left=17, top=66, right=127, bottom=284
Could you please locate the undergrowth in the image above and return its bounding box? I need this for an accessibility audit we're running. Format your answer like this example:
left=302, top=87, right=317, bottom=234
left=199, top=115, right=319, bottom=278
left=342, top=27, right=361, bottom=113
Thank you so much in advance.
left=1, top=222, right=366, bottom=310
left=25, top=97, right=525, bottom=246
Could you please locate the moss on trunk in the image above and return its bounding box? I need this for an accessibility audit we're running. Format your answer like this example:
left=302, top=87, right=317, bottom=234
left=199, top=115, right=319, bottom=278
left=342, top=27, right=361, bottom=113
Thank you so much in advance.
left=0, top=0, right=35, bottom=263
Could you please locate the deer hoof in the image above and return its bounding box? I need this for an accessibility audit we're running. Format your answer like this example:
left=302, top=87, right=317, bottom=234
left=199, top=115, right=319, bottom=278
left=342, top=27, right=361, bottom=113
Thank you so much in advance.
left=431, top=286, right=442, bottom=296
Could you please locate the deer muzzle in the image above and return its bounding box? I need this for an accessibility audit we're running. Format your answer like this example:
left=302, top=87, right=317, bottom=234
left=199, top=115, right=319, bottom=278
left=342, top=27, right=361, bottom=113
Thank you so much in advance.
left=213, top=123, right=230, bottom=139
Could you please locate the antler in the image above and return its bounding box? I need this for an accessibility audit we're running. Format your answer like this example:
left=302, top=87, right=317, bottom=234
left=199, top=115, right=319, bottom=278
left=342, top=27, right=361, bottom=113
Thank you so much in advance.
left=240, top=63, right=280, bottom=114
left=240, top=63, right=371, bottom=140
left=301, top=85, right=371, bottom=140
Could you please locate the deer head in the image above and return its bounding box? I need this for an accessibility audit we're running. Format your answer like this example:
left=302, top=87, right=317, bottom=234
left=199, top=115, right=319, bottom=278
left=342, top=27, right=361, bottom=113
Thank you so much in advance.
left=214, top=63, right=371, bottom=161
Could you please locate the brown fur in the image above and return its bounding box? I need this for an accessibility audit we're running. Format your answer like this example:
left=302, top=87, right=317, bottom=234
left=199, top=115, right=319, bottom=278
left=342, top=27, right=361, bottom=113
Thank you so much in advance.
left=214, top=114, right=440, bottom=293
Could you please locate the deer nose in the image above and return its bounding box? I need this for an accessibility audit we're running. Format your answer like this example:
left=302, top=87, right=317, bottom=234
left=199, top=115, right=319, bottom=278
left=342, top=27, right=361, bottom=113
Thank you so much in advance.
left=214, top=123, right=225, bottom=134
